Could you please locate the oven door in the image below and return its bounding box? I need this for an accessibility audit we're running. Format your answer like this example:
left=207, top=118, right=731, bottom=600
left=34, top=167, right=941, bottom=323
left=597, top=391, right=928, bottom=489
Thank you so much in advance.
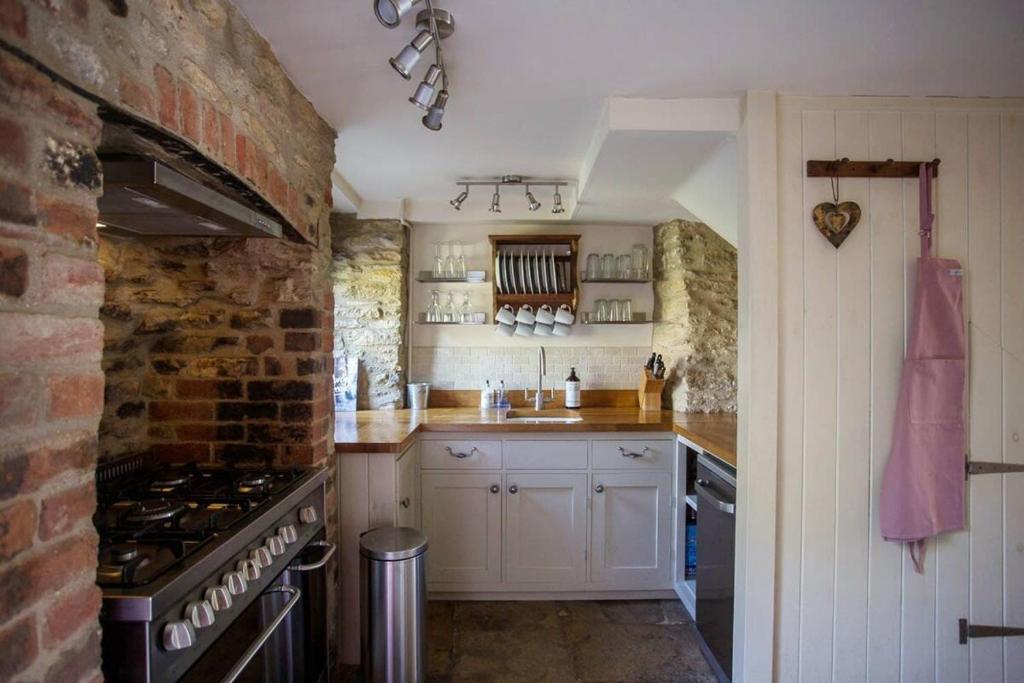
left=182, top=583, right=301, bottom=683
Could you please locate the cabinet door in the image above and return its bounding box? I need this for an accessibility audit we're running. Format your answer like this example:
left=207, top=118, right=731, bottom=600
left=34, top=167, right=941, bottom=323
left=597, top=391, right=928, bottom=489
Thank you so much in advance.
left=505, top=473, right=588, bottom=584
left=396, top=447, right=418, bottom=529
left=421, top=472, right=502, bottom=584
left=591, top=471, right=673, bottom=588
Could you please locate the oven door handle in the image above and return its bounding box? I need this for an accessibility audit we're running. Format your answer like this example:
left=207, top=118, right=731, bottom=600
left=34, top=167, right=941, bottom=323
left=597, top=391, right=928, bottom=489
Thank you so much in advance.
left=290, top=541, right=337, bottom=572
left=220, top=585, right=302, bottom=683
left=695, top=480, right=736, bottom=515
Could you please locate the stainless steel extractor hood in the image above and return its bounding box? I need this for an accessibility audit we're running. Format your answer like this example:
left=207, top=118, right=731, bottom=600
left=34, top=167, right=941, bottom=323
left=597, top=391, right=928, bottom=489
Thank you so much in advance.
left=98, top=159, right=282, bottom=238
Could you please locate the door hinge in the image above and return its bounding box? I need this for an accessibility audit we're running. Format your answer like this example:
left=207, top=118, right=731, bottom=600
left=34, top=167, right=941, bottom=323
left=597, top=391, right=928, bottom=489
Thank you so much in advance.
left=959, top=619, right=1024, bottom=644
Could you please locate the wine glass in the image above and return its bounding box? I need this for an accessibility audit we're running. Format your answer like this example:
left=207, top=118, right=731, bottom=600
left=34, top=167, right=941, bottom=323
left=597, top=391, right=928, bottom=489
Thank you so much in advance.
left=443, top=291, right=457, bottom=322
left=460, top=292, right=472, bottom=322
left=426, top=290, right=441, bottom=322
left=454, top=241, right=466, bottom=279
left=444, top=242, right=457, bottom=278
left=432, top=243, right=444, bottom=279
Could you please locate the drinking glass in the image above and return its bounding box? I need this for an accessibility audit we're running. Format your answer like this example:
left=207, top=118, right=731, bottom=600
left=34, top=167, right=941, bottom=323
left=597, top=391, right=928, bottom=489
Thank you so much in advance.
left=454, top=241, right=466, bottom=279
left=632, top=244, right=650, bottom=279
left=600, top=253, right=616, bottom=279
left=586, top=253, right=600, bottom=280
left=426, top=290, right=441, bottom=322
left=444, top=242, right=457, bottom=278
left=443, top=291, right=457, bottom=322
left=616, top=254, right=632, bottom=280
left=621, top=298, right=633, bottom=322
left=595, top=298, right=609, bottom=322
left=432, top=243, right=444, bottom=278
left=609, top=299, right=622, bottom=322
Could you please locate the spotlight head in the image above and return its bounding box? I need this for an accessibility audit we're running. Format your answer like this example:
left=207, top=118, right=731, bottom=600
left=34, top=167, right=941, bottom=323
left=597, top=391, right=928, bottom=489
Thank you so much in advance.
left=551, top=187, right=565, bottom=214
left=389, top=30, right=434, bottom=79
left=422, top=90, right=448, bottom=131
left=374, top=0, right=422, bottom=27
left=450, top=186, right=469, bottom=211
left=409, top=65, right=442, bottom=110
left=525, top=187, right=541, bottom=212
left=489, top=185, right=501, bottom=213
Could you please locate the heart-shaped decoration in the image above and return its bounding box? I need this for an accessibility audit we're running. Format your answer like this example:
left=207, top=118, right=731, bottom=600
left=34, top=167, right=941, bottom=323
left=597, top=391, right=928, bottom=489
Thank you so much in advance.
left=812, top=201, right=861, bottom=248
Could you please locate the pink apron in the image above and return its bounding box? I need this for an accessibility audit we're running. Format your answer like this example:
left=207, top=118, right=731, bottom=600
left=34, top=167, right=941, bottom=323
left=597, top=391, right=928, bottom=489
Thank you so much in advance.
left=879, top=163, right=966, bottom=573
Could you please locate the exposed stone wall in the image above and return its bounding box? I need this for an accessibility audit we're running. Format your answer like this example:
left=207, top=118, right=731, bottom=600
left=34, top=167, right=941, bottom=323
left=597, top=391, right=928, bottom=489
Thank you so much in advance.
left=0, top=1, right=337, bottom=679
left=99, top=235, right=335, bottom=466
left=330, top=214, right=408, bottom=409
left=653, top=219, right=737, bottom=412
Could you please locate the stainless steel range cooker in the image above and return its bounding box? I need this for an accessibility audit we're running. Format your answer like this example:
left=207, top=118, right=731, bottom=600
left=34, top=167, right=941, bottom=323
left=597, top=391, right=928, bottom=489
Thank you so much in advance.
left=95, top=456, right=333, bottom=683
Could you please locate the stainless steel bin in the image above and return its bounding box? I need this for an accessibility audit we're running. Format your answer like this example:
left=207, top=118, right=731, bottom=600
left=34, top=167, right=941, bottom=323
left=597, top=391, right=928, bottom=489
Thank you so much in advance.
left=360, top=527, right=428, bottom=683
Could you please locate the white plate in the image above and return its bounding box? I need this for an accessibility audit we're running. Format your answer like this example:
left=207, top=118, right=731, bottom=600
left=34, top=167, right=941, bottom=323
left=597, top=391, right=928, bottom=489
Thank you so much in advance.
left=538, top=251, right=548, bottom=293
left=549, top=252, right=558, bottom=293
left=518, top=250, right=528, bottom=294
left=495, top=254, right=503, bottom=294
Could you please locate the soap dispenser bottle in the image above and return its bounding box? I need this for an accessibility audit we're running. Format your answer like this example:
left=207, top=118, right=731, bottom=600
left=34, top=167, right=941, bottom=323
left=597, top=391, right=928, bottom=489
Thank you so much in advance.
left=565, top=367, right=581, bottom=409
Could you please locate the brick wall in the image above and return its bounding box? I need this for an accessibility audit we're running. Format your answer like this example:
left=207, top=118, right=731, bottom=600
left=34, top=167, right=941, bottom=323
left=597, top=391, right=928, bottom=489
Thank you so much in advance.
left=0, top=0, right=338, bottom=679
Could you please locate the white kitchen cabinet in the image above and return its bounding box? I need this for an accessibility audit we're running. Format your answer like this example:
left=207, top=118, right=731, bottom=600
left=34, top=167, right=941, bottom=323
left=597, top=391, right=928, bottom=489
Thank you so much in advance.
left=591, top=470, right=673, bottom=588
left=421, top=472, right=503, bottom=584
left=396, top=446, right=419, bottom=529
left=504, top=472, right=588, bottom=584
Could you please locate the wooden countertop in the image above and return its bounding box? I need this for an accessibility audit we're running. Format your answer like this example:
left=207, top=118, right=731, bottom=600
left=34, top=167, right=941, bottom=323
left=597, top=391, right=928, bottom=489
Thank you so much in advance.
left=672, top=412, right=737, bottom=468
left=336, top=408, right=737, bottom=468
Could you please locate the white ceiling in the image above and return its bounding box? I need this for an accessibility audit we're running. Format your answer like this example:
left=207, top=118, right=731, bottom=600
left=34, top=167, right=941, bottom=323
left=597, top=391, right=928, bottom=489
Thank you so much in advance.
left=234, top=0, right=1024, bottom=227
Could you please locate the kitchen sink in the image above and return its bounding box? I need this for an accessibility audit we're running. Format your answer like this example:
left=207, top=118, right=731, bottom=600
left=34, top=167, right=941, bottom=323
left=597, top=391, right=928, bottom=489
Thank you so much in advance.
left=503, top=410, right=583, bottom=424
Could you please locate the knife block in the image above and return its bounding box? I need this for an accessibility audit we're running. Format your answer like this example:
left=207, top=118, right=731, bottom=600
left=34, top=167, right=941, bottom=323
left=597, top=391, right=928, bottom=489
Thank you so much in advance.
left=637, top=370, right=666, bottom=411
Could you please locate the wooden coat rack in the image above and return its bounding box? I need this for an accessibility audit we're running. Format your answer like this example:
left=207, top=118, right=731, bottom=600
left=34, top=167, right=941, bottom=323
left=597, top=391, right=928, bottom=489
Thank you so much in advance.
left=806, top=157, right=940, bottom=178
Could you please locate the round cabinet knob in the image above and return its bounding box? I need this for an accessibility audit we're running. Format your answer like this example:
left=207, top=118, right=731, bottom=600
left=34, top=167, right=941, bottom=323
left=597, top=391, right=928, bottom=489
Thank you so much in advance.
left=508, top=484, right=519, bottom=494
left=490, top=484, right=500, bottom=494
left=249, top=546, right=273, bottom=568
left=237, top=558, right=261, bottom=582
left=205, top=585, right=232, bottom=612
left=594, top=484, right=605, bottom=493
left=162, top=620, right=196, bottom=651
left=299, top=506, right=318, bottom=525
left=223, top=571, right=248, bottom=596
left=184, top=600, right=215, bottom=629
left=278, top=524, right=298, bottom=544
left=266, top=535, right=286, bottom=557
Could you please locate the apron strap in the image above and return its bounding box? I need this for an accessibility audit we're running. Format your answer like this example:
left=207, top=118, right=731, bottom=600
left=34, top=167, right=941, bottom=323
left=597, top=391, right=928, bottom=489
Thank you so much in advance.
left=919, top=162, right=934, bottom=257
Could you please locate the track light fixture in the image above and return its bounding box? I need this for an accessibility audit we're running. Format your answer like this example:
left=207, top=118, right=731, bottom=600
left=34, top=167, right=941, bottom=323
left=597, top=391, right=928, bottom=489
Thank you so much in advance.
left=373, top=0, right=455, bottom=131
left=552, top=186, right=565, bottom=214
left=449, top=176, right=573, bottom=214
left=450, top=184, right=469, bottom=210
left=525, top=185, right=541, bottom=211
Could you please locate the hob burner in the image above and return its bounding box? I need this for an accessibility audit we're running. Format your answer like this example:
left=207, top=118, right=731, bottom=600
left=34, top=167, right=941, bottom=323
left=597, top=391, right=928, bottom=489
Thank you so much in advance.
left=125, top=500, right=186, bottom=524
left=110, top=542, right=139, bottom=563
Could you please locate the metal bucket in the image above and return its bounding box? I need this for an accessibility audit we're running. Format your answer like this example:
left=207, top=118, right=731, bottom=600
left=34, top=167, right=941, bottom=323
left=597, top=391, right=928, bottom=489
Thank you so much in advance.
left=406, top=383, right=430, bottom=410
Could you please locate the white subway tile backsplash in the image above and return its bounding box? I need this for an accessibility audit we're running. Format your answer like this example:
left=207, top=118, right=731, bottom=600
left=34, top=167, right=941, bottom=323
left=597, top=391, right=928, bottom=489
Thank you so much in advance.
left=410, top=346, right=651, bottom=390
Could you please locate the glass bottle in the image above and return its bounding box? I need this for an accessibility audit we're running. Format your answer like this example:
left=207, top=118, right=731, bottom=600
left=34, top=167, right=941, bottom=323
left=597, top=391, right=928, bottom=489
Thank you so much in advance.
left=426, top=290, right=441, bottom=322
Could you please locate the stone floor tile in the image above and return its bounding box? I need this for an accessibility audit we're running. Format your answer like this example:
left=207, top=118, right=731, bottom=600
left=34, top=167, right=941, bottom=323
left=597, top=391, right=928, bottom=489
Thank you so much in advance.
left=565, top=622, right=714, bottom=683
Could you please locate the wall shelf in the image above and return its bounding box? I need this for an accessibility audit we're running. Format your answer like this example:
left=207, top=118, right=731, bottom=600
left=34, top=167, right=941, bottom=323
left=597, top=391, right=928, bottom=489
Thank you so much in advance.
left=580, top=276, right=652, bottom=284
left=416, top=271, right=488, bottom=284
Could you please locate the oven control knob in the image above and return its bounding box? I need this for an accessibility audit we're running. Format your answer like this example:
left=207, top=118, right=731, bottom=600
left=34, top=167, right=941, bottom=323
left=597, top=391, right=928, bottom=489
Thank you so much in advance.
left=266, top=535, right=286, bottom=557
left=184, top=600, right=215, bottom=629
left=278, top=524, right=298, bottom=544
left=223, top=570, right=248, bottom=596
left=204, top=585, right=233, bottom=612
left=249, top=546, right=273, bottom=568
left=237, top=558, right=261, bottom=582
left=162, top=620, right=196, bottom=651
left=299, top=506, right=318, bottom=525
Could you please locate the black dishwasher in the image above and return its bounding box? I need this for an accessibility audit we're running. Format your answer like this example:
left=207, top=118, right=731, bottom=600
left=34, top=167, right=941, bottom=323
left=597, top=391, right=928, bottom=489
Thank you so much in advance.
left=694, top=453, right=736, bottom=682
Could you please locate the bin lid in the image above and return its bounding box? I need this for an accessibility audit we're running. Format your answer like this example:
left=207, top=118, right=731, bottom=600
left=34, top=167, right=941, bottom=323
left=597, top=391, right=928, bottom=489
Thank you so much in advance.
left=359, top=527, right=428, bottom=561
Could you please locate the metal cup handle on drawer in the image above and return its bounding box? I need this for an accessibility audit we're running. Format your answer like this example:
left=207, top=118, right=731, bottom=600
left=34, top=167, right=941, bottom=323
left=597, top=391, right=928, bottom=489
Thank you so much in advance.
left=220, top=585, right=301, bottom=683
left=618, top=446, right=651, bottom=459
left=445, top=446, right=480, bottom=459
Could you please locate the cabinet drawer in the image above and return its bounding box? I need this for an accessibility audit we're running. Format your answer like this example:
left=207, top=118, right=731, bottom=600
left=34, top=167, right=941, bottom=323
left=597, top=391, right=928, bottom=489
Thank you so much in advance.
left=421, top=440, right=502, bottom=469
left=591, top=439, right=673, bottom=470
left=503, top=440, right=588, bottom=470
